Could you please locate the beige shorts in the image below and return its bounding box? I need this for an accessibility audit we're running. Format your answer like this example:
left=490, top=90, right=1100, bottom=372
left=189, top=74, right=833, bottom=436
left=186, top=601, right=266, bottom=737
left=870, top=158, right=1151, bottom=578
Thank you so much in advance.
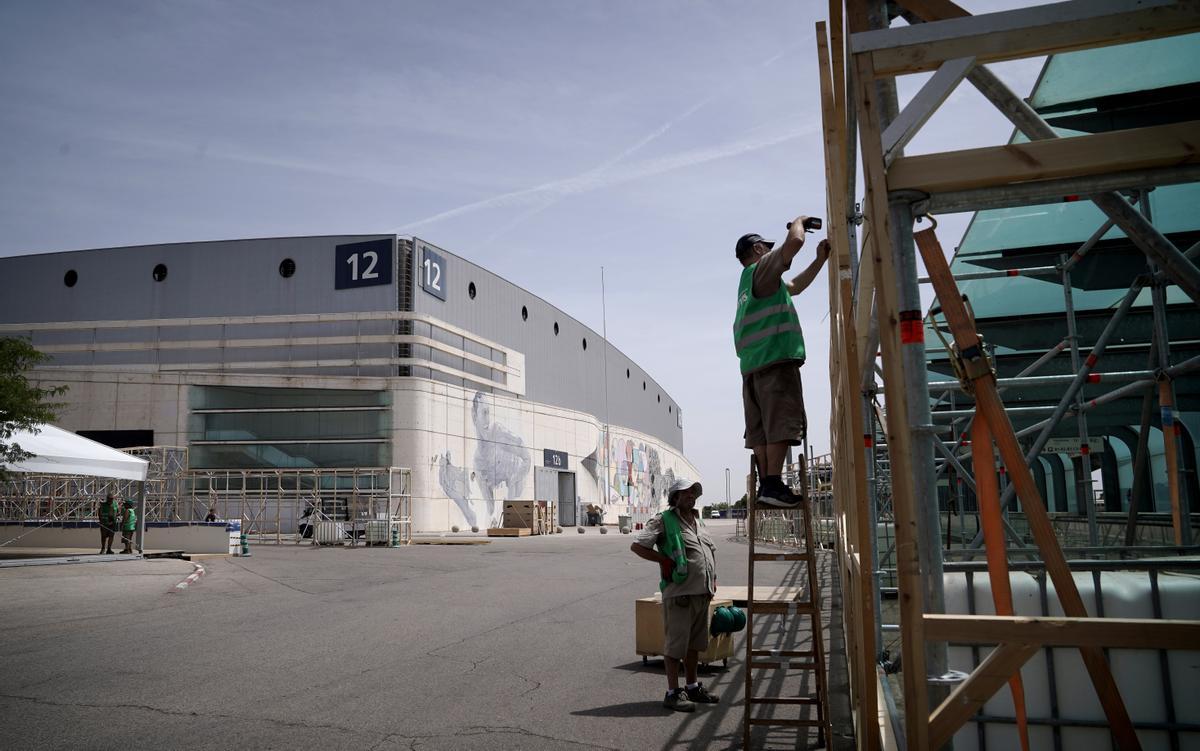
left=743, top=361, right=806, bottom=448
left=662, top=594, right=711, bottom=659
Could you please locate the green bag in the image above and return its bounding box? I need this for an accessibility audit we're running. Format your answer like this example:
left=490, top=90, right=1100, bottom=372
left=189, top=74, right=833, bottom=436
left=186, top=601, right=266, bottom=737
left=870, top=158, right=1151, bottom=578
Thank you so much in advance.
left=710, top=605, right=747, bottom=635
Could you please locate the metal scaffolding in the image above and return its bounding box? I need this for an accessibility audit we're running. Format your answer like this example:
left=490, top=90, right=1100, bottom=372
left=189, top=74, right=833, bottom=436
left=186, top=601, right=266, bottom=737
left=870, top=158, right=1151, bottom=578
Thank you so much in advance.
left=814, top=1, right=1200, bottom=749
left=0, top=450, right=414, bottom=548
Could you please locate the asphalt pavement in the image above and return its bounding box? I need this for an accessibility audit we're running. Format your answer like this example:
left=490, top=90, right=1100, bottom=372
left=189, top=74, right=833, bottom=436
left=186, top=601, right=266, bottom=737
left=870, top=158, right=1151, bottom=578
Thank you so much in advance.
left=0, top=519, right=851, bottom=750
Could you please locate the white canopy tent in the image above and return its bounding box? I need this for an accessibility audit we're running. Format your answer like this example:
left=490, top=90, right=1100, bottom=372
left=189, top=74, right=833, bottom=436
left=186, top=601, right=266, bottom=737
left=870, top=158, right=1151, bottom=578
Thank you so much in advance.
left=2, top=425, right=150, bottom=558
left=1, top=424, right=148, bottom=481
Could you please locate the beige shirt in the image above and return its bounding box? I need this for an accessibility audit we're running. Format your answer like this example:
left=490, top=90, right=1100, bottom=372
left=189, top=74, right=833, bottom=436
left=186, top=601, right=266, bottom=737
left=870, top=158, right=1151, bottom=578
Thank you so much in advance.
left=633, top=510, right=717, bottom=598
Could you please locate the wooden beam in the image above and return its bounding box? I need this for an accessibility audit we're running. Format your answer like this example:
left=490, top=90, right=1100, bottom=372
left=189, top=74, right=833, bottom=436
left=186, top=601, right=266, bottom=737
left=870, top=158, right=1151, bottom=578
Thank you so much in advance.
left=887, top=120, right=1200, bottom=194
left=928, top=642, right=1041, bottom=750
left=882, top=56, right=975, bottom=166
left=848, top=1, right=930, bottom=747
left=925, top=614, right=1200, bottom=649
left=852, top=0, right=1200, bottom=77
left=818, top=18, right=878, bottom=749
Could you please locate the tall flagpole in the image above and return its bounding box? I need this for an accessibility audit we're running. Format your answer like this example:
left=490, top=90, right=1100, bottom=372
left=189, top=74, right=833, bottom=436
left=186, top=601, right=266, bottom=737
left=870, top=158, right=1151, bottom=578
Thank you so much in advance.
left=601, top=266, right=612, bottom=513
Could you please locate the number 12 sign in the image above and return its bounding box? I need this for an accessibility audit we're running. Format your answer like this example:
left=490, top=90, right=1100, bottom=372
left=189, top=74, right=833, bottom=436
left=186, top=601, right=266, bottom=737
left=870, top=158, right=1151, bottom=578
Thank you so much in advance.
left=419, top=243, right=447, bottom=301
left=335, top=239, right=393, bottom=290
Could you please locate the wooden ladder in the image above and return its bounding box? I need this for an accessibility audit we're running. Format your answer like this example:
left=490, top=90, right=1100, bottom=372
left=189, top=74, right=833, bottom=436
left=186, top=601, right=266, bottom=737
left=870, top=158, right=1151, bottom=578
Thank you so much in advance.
left=743, top=453, right=832, bottom=748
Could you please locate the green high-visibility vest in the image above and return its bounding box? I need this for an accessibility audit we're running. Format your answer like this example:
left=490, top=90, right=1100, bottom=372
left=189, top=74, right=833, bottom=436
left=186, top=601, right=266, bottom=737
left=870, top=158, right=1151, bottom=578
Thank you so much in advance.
left=657, top=509, right=689, bottom=591
left=123, top=507, right=137, bottom=531
left=733, top=263, right=806, bottom=374
left=99, top=501, right=119, bottom=525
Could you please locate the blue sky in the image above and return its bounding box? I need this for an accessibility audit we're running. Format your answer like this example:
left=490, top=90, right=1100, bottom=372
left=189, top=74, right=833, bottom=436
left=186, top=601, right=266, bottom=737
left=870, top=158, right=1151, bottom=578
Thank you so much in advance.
left=0, top=0, right=1045, bottom=504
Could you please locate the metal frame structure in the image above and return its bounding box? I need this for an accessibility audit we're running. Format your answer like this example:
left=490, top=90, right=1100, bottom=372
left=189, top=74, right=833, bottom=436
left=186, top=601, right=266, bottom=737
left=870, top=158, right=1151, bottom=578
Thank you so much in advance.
left=0, top=454, right=414, bottom=548
left=815, top=1, right=1200, bottom=748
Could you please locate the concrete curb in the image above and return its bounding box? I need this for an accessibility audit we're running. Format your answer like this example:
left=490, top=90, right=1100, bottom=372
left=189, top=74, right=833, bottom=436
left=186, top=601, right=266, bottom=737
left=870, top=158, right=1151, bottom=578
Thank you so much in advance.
left=173, top=562, right=206, bottom=591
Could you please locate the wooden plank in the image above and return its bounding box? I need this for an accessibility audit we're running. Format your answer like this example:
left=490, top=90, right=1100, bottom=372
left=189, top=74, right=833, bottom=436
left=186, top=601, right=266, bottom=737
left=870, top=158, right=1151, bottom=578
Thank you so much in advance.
left=928, top=642, right=1040, bottom=750
left=716, top=585, right=804, bottom=605
left=847, top=2, right=930, bottom=748
left=882, top=56, right=975, bottom=165
left=817, top=18, right=878, bottom=750
left=924, top=614, right=1200, bottom=649
left=888, top=120, right=1200, bottom=194
left=853, top=0, right=1200, bottom=77
left=913, top=226, right=1141, bottom=750
left=485, top=527, right=531, bottom=537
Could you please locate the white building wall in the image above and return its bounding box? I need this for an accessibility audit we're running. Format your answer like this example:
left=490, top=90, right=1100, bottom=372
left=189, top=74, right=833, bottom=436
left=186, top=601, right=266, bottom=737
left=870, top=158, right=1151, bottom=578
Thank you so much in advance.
left=29, top=369, right=698, bottom=534
left=392, top=378, right=697, bottom=533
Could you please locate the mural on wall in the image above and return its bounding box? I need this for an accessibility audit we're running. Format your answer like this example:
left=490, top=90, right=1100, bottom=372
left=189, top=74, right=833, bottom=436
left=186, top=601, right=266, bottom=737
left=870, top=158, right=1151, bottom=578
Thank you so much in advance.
left=434, top=392, right=532, bottom=528
left=601, top=431, right=674, bottom=509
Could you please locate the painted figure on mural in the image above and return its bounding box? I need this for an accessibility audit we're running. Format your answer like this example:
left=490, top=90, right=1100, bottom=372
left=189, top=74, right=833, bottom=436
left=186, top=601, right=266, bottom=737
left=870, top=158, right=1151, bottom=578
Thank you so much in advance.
left=436, top=450, right=477, bottom=529
left=471, top=392, right=532, bottom=525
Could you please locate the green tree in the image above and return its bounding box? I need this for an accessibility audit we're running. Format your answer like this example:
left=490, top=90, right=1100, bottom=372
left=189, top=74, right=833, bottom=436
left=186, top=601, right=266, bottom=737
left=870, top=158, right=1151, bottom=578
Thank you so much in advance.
left=0, top=338, right=67, bottom=478
left=733, top=494, right=747, bottom=509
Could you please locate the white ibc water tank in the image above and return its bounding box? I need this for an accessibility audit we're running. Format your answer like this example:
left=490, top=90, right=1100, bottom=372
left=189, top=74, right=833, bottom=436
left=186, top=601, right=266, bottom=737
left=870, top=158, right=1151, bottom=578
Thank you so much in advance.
left=943, top=569, right=1200, bottom=751
left=313, top=521, right=345, bottom=545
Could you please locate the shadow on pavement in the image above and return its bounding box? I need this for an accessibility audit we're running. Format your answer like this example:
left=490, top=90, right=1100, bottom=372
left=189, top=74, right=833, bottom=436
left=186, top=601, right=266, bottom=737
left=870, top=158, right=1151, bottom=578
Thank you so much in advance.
left=570, top=700, right=670, bottom=718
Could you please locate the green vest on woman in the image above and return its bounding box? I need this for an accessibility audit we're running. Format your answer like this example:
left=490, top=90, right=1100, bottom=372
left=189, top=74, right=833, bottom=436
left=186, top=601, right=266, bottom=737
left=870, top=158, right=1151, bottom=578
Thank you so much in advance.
left=733, top=263, right=806, bottom=374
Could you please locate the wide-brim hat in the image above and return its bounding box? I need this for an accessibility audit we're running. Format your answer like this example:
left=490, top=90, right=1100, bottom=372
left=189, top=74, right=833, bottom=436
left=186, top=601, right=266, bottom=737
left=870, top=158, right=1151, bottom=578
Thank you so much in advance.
left=668, top=478, right=702, bottom=502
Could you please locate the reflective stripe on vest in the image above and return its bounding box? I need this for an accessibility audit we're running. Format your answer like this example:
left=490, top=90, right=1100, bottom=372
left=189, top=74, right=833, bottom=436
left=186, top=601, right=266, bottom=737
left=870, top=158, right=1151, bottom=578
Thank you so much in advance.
left=733, top=263, right=806, bottom=374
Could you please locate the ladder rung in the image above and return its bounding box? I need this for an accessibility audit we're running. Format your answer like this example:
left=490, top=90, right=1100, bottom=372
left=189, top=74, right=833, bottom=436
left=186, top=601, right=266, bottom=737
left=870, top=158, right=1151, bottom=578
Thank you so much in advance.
left=751, top=600, right=815, bottom=615
left=749, top=718, right=823, bottom=728
left=750, top=660, right=818, bottom=670
left=748, top=696, right=822, bottom=706
left=751, top=552, right=810, bottom=562
left=751, top=649, right=815, bottom=658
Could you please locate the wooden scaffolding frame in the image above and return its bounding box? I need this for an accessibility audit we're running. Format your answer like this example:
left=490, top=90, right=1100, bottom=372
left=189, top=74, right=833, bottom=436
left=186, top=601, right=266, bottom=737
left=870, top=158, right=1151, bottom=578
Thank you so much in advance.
left=818, top=1, right=1200, bottom=749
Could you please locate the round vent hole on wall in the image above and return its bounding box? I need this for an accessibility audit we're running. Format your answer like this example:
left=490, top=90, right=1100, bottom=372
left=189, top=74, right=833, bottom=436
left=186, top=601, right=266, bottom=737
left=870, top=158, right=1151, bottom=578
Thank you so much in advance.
left=626, top=368, right=630, bottom=378
left=152, top=263, right=168, bottom=282
left=468, top=282, right=477, bottom=299
left=554, top=322, right=559, bottom=336
left=521, top=305, right=528, bottom=321
left=63, top=269, right=78, bottom=287
left=657, top=395, right=661, bottom=403
left=643, top=381, right=646, bottom=391
left=279, top=258, right=296, bottom=278
left=582, top=338, right=587, bottom=351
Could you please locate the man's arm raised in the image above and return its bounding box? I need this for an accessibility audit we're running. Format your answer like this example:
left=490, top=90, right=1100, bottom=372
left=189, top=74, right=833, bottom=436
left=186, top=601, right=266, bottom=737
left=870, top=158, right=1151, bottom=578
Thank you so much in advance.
left=786, top=239, right=831, bottom=296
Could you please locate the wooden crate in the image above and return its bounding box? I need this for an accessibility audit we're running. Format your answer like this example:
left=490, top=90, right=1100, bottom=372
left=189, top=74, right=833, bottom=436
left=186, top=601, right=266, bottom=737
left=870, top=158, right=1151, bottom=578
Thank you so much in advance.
left=635, top=595, right=735, bottom=666
left=503, top=501, right=549, bottom=534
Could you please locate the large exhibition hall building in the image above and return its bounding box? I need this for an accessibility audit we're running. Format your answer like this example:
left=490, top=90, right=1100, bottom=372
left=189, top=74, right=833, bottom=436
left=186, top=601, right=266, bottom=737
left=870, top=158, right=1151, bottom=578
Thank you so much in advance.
left=0, top=235, right=698, bottom=533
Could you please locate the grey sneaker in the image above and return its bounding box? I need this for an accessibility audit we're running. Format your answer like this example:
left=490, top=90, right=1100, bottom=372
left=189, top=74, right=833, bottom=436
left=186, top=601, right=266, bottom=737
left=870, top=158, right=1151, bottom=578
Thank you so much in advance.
left=685, top=683, right=720, bottom=704
left=663, top=689, right=696, bottom=712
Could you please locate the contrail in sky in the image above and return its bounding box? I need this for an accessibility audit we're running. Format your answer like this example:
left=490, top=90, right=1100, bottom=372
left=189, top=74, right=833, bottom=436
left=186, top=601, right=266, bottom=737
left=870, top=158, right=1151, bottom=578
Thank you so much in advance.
left=401, top=41, right=807, bottom=236
left=399, top=122, right=818, bottom=233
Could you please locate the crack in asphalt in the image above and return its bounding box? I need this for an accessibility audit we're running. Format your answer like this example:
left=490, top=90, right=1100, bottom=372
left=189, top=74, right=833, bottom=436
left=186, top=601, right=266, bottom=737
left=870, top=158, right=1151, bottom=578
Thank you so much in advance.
left=224, top=559, right=315, bottom=595
left=0, top=694, right=618, bottom=750
left=0, top=692, right=376, bottom=738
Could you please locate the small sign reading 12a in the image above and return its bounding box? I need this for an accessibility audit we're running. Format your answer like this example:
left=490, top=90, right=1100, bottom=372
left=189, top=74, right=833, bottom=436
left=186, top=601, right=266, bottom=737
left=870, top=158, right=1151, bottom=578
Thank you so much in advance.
left=335, top=239, right=393, bottom=289
left=419, top=243, right=447, bottom=301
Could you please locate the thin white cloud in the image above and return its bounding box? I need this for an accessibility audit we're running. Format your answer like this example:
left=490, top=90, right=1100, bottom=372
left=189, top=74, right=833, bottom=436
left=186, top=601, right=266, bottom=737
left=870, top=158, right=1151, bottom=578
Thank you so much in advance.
left=400, top=122, right=819, bottom=232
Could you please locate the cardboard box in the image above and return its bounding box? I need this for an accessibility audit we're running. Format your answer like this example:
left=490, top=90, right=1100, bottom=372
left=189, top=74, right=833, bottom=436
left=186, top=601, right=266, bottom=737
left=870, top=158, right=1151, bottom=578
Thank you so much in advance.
left=635, top=595, right=735, bottom=665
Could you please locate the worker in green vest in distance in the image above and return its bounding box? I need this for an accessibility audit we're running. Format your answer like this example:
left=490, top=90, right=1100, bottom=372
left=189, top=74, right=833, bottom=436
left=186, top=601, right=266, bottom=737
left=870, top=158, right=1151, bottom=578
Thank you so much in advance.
left=733, top=218, right=830, bottom=507
left=630, top=479, right=719, bottom=713
left=98, top=493, right=119, bottom=555
left=120, top=499, right=137, bottom=554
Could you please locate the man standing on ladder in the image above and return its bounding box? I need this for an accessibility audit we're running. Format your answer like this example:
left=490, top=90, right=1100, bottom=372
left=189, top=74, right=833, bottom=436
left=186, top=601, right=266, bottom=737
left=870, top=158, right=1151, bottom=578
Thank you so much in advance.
left=733, top=218, right=829, bottom=506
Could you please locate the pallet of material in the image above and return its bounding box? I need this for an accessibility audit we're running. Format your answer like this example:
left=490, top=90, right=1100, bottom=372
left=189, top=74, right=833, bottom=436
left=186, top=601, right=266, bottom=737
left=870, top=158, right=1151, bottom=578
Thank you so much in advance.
left=487, top=527, right=532, bottom=537
left=502, top=501, right=550, bottom=534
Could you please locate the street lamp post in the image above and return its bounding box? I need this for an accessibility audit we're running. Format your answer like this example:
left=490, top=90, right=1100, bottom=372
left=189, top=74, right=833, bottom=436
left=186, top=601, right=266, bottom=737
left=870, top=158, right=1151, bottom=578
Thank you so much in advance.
left=725, top=467, right=730, bottom=506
